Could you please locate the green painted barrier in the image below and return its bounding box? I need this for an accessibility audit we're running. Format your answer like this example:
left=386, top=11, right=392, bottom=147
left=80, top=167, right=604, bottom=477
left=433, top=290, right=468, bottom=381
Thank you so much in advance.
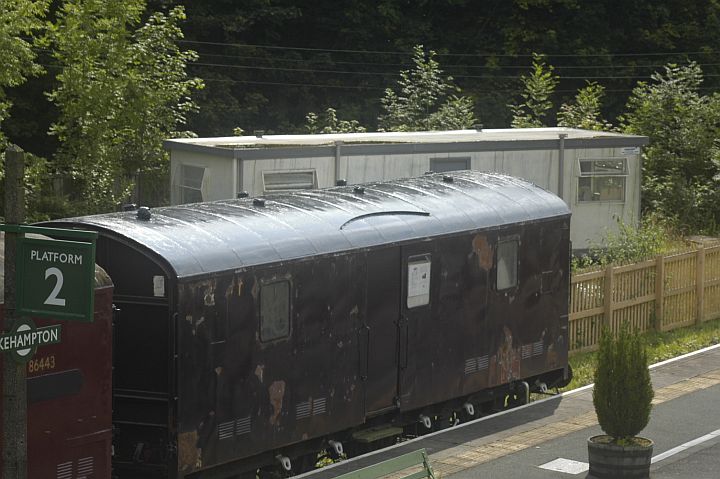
left=333, top=449, right=436, bottom=479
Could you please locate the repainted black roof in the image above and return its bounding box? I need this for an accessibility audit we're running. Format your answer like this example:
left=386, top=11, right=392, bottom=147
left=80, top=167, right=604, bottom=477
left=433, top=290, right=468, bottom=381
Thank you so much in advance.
left=47, top=171, right=570, bottom=279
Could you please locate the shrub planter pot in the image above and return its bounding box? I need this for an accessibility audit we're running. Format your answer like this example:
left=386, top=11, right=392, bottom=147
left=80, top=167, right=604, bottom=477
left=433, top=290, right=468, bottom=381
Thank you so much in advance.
left=587, top=435, right=653, bottom=478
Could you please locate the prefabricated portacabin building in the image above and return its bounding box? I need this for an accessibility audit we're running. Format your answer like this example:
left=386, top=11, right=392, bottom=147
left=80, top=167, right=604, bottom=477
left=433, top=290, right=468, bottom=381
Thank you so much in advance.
left=164, top=128, right=648, bottom=251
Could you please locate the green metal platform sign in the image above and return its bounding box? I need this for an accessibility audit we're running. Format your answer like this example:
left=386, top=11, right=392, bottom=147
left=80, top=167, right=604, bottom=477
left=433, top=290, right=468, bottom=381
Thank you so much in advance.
left=1, top=225, right=99, bottom=322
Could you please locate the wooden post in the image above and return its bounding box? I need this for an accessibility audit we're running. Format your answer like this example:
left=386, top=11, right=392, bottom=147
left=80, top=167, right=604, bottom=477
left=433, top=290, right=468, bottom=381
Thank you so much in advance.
left=655, top=254, right=665, bottom=331
left=3, top=145, right=27, bottom=479
left=696, top=246, right=705, bottom=325
left=604, top=264, right=614, bottom=330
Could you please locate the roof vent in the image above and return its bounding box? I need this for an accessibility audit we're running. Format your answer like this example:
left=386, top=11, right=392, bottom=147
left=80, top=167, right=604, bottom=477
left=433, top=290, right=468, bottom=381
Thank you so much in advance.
left=253, top=198, right=266, bottom=207
left=442, top=175, right=454, bottom=183
left=336, top=179, right=347, bottom=186
left=136, top=206, right=151, bottom=221
left=353, top=186, right=365, bottom=195
left=122, top=203, right=138, bottom=211
left=237, top=191, right=249, bottom=198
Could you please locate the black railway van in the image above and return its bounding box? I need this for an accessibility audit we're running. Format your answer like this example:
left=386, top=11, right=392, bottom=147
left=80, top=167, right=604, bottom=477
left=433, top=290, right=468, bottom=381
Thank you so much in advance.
left=48, top=170, right=572, bottom=478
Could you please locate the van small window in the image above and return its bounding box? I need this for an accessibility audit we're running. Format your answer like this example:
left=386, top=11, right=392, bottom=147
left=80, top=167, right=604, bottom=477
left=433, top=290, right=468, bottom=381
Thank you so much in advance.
left=260, top=280, right=290, bottom=341
left=497, top=239, right=518, bottom=290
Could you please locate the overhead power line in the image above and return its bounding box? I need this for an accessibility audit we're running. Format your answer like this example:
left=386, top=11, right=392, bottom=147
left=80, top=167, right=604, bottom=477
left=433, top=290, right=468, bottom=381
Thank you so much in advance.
left=30, top=41, right=720, bottom=73
left=199, top=76, right=720, bottom=94
left=178, top=39, right=719, bottom=59
left=191, top=61, right=402, bottom=77
left=192, top=51, right=720, bottom=72
left=201, top=77, right=386, bottom=91
left=179, top=39, right=413, bottom=56
left=188, top=62, right=720, bottom=81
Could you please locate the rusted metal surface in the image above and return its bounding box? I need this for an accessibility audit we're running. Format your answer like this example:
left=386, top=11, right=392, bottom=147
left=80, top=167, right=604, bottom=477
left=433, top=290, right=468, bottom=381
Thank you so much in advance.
left=45, top=171, right=572, bottom=478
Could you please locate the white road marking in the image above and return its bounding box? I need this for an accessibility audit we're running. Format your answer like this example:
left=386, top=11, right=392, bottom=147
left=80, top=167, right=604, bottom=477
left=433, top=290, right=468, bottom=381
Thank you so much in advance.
left=539, top=458, right=589, bottom=474
left=539, top=428, right=720, bottom=475
left=651, top=428, right=720, bottom=463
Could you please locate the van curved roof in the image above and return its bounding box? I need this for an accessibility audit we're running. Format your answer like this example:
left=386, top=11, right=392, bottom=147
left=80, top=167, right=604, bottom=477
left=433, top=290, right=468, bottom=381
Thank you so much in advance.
left=46, top=171, right=570, bottom=279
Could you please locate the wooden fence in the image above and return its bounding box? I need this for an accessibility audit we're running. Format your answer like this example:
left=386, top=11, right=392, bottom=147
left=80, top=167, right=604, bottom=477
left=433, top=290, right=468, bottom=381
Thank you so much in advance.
left=569, top=244, right=720, bottom=352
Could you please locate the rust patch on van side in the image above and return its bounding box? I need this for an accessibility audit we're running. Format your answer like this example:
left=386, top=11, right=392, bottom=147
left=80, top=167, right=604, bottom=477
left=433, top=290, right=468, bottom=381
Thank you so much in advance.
left=178, top=430, right=200, bottom=472
left=268, top=380, right=286, bottom=426
left=255, top=364, right=265, bottom=383
left=472, top=235, right=494, bottom=270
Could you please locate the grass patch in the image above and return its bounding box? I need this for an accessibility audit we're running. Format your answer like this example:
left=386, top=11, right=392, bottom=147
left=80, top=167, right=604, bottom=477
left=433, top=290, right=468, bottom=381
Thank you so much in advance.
left=561, top=317, right=720, bottom=391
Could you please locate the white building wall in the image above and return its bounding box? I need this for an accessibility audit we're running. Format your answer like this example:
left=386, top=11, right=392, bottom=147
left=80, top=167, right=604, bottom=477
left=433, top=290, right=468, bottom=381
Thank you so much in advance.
left=565, top=147, right=641, bottom=250
left=482, top=150, right=558, bottom=191
left=241, top=156, right=335, bottom=196
left=343, top=154, right=425, bottom=184
left=170, top=150, right=236, bottom=204
left=171, top=142, right=642, bottom=252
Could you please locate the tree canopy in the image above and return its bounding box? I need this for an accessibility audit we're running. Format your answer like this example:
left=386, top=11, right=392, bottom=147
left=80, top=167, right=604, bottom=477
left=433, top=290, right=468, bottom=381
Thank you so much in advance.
left=621, top=63, right=720, bottom=233
left=0, top=0, right=48, bottom=147
left=378, top=45, right=476, bottom=132
left=1, top=0, right=720, bottom=230
left=46, top=0, right=202, bottom=212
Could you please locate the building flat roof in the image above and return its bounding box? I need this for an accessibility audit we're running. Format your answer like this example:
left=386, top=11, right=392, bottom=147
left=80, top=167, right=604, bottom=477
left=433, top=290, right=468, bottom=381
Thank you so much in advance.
left=168, top=127, right=644, bottom=148
left=164, top=127, right=648, bottom=159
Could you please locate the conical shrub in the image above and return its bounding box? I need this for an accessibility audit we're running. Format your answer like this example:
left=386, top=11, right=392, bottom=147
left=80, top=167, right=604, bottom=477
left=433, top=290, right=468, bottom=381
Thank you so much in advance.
left=592, top=322, right=654, bottom=441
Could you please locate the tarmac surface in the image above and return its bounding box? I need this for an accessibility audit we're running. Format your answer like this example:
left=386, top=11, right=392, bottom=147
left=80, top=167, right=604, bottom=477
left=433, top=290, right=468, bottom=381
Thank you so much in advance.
left=300, top=343, right=720, bottom=479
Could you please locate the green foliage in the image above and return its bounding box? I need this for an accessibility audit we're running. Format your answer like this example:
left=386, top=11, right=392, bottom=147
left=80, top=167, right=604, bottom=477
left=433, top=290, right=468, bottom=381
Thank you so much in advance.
left=563, top=317, right=720, bottom=391
left=161, top=1, right=720, bottom=134
left=557, top=81, right=612, bottom=131
left=0, top=149, right=82, bottom=222
left=0, top=0, right=48, bottom=88
left=378, top=45, right=476, bottom=132
left=0, top=0, right=49, bottom=145
left=46, top=0, right=203, bottom=213
left=562, top=349, right=596, bottom=391
left=593, top=323, right=653, bottom=441
left=305, top=108, right=367, bottom=134
left=577, top=215, right=678, bottom=267
left=621, top=62, right=720, bottom=234
left=509, top=53, right=558, bottom=128
left=644, top=318, right=720, bottom=363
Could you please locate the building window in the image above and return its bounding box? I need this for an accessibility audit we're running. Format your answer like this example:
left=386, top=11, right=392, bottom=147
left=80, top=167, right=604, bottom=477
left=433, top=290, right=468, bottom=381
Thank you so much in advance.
left=577, top=158, right=627, bottom=202
left=497, top=238, right=518, bottom=290
left=180, top=165, right=205, bottom=204
left=260, top=280, right=290, bottom=342
left=263, top=169, right=317, bottom=193
left=430, top=157, right=471, bottom=173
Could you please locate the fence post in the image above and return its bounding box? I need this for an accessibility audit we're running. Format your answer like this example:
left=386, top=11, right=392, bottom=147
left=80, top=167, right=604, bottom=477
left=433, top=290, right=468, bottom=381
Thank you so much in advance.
left=604, top=264, right=614, bottom=330
left=655, top=254, right=665, bottom=331
left=696, top=246, right=705, bottom=325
